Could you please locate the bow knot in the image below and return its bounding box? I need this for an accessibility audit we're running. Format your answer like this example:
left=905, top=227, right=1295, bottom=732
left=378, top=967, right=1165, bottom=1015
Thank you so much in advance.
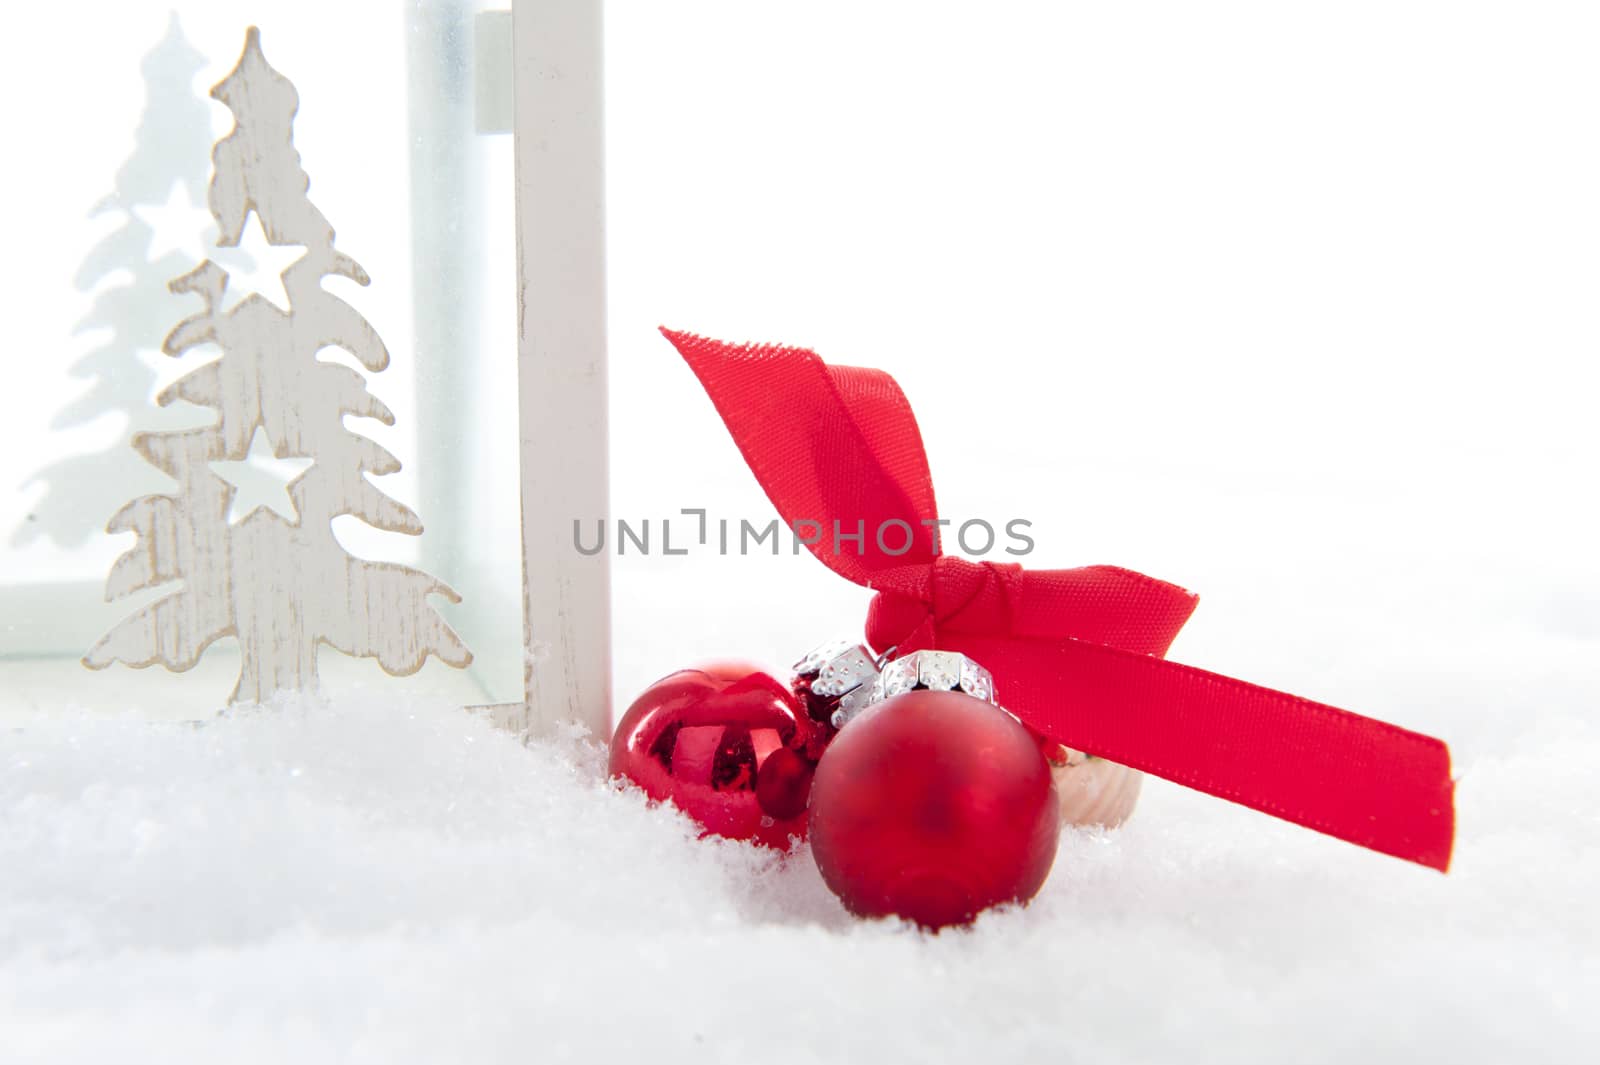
left=932, top=557, right=1025, bottom=632
left=866, top=557, right=1025, bottom=653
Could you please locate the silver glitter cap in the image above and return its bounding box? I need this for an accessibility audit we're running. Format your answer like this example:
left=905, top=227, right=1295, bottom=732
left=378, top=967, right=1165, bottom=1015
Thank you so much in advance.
left=792, top=639, right=881, bottom=729
left=843, top=649, right=999, bottom=728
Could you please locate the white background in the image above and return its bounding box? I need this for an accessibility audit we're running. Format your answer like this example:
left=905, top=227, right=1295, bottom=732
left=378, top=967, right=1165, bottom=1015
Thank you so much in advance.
left=604, top=0, right=1600, bottom=761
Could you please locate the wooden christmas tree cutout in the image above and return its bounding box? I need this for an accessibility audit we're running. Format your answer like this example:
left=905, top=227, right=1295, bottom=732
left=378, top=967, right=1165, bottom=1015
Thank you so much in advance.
left=85, top=26, right=472, bottom=706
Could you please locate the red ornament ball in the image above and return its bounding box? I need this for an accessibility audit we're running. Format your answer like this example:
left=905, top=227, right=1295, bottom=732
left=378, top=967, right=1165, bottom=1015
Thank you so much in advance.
left=808, top=689, right=1061, bottom=929
left=609, top=662, right=822, bottom=849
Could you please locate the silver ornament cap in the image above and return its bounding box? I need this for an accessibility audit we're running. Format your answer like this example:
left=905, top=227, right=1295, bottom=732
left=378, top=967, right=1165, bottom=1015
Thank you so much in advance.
left=843, top=649, right=999, bottom=728
left=792, top=639, right=881, bottom=729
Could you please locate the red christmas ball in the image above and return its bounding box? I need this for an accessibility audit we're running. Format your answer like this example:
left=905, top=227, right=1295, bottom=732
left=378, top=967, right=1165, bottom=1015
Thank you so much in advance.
left=808, top=689, right=1061, bottom=929
left=609, top=662, right=821, bottom=848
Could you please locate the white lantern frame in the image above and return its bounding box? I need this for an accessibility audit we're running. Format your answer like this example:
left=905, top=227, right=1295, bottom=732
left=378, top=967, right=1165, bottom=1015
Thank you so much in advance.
left=495, top=0, right=612, bottom=739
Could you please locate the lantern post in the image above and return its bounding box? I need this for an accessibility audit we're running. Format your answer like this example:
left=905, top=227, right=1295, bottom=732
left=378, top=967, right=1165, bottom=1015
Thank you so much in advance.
left=509, top=0, right=611, bottom=738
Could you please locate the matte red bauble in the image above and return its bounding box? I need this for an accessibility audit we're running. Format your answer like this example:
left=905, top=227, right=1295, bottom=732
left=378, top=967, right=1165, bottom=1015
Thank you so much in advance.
left=809, top=689, right=1060, bottom=929
left=609, top=662, right=821, bottom=848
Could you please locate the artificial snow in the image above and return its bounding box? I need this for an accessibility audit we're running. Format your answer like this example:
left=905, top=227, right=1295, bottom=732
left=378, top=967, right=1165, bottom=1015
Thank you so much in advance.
left=1, top=693, right=1594, bottom=1063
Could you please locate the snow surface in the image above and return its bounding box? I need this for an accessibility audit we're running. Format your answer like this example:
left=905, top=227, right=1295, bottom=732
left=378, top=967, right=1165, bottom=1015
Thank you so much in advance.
left=2, top=693, right=1594, bottom=1064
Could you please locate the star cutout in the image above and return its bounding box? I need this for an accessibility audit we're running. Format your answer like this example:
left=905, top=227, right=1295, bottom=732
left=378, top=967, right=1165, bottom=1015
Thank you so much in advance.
left=209, top=426, right=313, bottom=524
left=133, top=180, right=213, bottom=267
left=219, top=211, right=306, bottom=313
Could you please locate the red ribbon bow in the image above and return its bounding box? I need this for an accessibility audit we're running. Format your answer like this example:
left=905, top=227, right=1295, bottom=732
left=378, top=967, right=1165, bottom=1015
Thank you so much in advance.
left=662, top=328, right=1455, bottom=871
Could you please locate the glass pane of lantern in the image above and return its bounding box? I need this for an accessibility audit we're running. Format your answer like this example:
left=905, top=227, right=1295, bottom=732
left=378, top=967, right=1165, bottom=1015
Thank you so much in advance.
left=0, top=1, right=521, bottom=717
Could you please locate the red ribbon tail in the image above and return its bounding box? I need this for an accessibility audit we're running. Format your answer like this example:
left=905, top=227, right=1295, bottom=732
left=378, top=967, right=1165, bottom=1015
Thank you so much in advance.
left=954, top=634, right=1456, bottom=871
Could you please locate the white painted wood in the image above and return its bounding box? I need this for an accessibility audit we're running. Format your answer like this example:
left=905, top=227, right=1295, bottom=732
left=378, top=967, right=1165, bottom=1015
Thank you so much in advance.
left=84, top=27, right=472, bottom=707
left=466, top=700, right=533, bottom=735
left=512, top=0, right=612, bottom=740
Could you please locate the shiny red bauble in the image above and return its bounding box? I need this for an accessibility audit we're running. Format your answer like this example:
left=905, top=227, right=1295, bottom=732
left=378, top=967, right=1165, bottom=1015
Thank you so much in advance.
left=609, top=662, right=825, bottom=849
left=808, top=689, right=1061, bottom=929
